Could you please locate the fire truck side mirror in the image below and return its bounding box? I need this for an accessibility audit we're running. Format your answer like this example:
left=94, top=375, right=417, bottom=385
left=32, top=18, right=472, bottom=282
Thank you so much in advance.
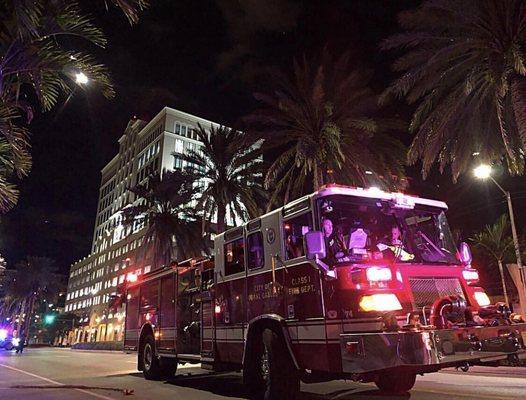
left=305, top=231, right=326, bottom=260
left=459, top=242, right=472, bottom=265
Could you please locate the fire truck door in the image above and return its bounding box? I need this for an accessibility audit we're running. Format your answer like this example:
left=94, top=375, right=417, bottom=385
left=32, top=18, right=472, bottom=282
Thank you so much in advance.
left=158, top=274, right=176, bottom=353
left=176, top=268, right=200, bottom=355
left=281, top=211, right=324, bottom=320
left=246, top=220, right=286, bottom=321
left=200, top=269, right=215, bottom=361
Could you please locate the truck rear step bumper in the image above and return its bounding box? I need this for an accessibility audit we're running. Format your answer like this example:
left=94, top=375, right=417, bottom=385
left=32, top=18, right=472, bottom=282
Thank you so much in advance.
left=340, top=324, right=526, bottom=373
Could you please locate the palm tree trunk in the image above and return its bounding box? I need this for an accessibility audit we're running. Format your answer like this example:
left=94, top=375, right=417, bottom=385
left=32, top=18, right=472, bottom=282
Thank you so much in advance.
left=313, top=163, right=320, bottom=190
left=497, top=259, right=510, bottom=306
left=217, top=206, right=226, bottom=234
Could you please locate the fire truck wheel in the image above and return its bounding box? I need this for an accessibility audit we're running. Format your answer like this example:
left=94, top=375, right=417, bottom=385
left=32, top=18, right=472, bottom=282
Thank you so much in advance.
left=141, top=334, right=170, bottom=380
left=374, top=371, right=416, bottom=394
left=244, top=328, right=300, bottom=400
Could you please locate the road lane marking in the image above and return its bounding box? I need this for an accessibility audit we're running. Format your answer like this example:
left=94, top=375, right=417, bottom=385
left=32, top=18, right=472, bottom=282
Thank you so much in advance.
left=0, top=363, right=116, bottom=400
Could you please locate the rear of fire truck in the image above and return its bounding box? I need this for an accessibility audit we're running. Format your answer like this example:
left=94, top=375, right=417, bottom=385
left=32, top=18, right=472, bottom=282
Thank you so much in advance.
left=304, top=187, right=526, bottom=394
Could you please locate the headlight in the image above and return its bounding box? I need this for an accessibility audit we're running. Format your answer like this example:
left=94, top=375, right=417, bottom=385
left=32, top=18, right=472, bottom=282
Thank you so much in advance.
left=474, top=291, right=491, bottom=307
left=359, top=293, right=402, bottom=312
left=0, top=329, right=7, bottom=341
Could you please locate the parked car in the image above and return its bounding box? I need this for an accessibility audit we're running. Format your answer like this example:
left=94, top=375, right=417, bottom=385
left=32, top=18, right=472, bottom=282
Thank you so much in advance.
left=0, top=328, right=15, bottom=350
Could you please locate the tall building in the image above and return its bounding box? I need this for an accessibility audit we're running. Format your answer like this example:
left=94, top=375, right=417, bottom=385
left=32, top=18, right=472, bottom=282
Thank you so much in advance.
left=64, top=107, right=220, bottom=343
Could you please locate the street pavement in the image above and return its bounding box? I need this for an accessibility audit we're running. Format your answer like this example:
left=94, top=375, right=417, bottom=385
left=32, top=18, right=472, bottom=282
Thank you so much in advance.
left=0, top=347, right=525, bottom=399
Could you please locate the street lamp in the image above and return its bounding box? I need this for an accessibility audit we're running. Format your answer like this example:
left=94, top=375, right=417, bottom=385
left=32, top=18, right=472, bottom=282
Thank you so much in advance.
left=474, top=164, right=525, bottom=310
left=75, top=72, right=88, bottom=85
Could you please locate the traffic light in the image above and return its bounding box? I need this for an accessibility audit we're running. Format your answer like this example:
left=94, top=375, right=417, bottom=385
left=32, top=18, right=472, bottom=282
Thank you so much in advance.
left=44, top=314, right=56, bottom=325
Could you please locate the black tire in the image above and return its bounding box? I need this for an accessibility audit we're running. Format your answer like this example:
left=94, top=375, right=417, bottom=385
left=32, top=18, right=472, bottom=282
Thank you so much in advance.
left=244, top=328, right=300, bottom=400
left=375, top=371, right=416, bottom=394
left=5, top=343, right=13, bottom=351
left=141, top=334, right=176, bottom=380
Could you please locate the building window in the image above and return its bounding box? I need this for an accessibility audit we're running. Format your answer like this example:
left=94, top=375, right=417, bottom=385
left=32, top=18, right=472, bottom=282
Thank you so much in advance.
left=175, top=123, right=181, bottom=134
left=173, top=156, right=183, bottom=169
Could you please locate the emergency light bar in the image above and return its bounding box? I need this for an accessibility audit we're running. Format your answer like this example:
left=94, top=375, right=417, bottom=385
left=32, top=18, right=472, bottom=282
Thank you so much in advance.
left=390, top=193, right=415, bottom=209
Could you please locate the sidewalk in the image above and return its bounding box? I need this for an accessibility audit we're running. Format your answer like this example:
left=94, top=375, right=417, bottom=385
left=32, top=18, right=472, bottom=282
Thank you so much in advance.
left=71, top=341, right=124, bottom=351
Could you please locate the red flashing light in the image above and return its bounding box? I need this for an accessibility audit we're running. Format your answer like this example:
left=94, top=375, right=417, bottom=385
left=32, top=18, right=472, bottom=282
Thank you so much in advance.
left=127, top=273, right=138, bottom=283
left=365, top=266, right=392, bottom=282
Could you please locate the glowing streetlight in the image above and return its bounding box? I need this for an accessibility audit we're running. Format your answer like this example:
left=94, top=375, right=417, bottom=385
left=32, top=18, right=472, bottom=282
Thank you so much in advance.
left=474, top=163, right=525, bottom=311
left=473, top=164, right=492, bottom=179
left=75, top=72, right=88, bottom=85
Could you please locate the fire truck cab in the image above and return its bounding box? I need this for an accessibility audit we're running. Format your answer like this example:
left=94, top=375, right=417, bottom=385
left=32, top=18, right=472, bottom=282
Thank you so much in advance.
left=125, top=185, right=526, bottom=398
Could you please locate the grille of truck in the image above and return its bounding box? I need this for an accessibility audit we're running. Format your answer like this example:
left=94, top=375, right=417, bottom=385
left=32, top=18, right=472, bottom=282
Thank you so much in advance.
left=409, top=277, right=465, bottom=309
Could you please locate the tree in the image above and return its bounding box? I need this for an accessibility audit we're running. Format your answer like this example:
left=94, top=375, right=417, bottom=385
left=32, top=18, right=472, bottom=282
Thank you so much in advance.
left=249, top=52, right=407, bottom=209
left=124, top=170, right=208, bottom=268
left=105, top=0, right=150, bottom=24
left=471, top=214, right=515, bottom=305
left=0, top=256, right=64, bottom=334
left=178, top=124, right=266, bottom=233
left=382, top=0, right=526, bottom=180
left=0, top=0, right=149, bottom=212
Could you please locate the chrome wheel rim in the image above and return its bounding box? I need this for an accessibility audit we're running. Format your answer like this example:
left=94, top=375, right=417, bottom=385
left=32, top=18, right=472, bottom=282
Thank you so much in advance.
left=260, top=346, right=270, bottom=383
left=144, top=343, right=153, bottom=371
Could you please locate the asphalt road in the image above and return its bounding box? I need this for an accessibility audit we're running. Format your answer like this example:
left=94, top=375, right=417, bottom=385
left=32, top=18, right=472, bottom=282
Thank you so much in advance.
left=0, top=348, right=525, bottom=400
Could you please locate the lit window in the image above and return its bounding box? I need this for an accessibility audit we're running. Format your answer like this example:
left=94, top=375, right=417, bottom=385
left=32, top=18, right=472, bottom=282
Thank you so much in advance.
left=175, top=139, right=183, bottom=154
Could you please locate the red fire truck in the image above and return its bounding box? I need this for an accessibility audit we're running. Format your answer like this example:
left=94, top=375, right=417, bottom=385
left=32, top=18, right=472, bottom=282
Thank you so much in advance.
left=125, top=185, right=526, bottom=398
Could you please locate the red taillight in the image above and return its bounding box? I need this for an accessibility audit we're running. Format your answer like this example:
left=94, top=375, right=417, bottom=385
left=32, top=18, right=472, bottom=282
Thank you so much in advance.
left=345, top=340, right=364, bottom=357
left=214, top=305, right=221, bottom=314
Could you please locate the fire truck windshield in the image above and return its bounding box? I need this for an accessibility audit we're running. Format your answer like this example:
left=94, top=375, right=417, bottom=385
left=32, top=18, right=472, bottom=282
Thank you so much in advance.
left=318, top=196, right=459, bottom=265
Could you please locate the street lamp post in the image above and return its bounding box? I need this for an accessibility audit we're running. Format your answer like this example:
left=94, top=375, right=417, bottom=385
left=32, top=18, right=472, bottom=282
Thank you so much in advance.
left=474, top=164, right=526, bottom=311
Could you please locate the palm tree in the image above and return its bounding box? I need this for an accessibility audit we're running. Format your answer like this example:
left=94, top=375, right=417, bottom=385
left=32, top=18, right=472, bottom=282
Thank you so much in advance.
left=471, top=214, right=515, bottom=305
left=382, top=0, right=526, bottom=180
left=178, top=124, right=266, bottom=233
left=106, top=0, right=150, bottom=24
left=124, top=169, right=208, bottom=268
left=0, top=1, right=118, bottom=212
left=249, top=52, right=407, bottom=209
left=0, top=257, right=64, bottom=334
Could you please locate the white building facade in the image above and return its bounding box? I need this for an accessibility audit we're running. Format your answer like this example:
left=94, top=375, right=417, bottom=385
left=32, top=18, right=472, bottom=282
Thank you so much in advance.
left=64, top=107, right=220, bottom=343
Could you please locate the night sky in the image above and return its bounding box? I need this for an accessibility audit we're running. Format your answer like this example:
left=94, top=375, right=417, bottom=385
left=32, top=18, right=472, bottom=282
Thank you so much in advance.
left=2, top=0, right=525, bottom=275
